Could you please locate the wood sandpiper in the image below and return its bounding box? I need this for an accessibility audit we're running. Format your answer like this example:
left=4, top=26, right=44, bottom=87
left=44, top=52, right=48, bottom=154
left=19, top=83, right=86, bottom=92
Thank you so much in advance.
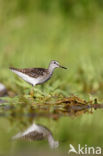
left=12, top=123, right=59, bottom=149
left=10, top=60, right=67, bottom=95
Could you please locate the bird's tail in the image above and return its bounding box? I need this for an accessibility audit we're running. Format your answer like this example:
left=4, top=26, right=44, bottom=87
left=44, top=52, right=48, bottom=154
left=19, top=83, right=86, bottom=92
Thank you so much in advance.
left=9, top=67, right=22, bottom=78
left=9, top=67, right=18, bottom=71
left=12, top=132, right=23, bottom=140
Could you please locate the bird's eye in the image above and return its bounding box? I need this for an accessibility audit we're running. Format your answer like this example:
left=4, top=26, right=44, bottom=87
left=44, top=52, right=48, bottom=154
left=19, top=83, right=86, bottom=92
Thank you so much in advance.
left=54, top=61, right=56, bottom=64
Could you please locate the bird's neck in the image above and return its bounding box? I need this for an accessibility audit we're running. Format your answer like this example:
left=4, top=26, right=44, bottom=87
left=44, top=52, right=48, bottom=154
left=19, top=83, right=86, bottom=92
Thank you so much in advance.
left=48, top=135, right=55, bottom=148
left=48, top=65, right=56, bottom=74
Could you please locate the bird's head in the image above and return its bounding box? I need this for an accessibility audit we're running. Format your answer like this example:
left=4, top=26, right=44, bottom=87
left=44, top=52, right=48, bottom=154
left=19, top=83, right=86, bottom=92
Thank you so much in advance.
left=49, top=60, right=67, bottom=70
left=50, top=140, right=59, bottom=149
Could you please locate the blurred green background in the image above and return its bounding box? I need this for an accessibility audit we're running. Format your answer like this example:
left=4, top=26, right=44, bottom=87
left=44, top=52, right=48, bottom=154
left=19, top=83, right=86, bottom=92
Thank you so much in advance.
left=0, top=0, right=103, bottom=155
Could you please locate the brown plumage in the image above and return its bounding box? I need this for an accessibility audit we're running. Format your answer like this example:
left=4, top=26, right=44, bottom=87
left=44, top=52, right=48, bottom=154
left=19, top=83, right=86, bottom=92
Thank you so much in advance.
left=9, top=61, right=67, bottom=86
left=12, top=123, right=59, bottom=148
left=12, top=124, right=52, bottom=141
left=19, top=130, right=44, bottom=141
left=9, top=67, right=49, bottom=78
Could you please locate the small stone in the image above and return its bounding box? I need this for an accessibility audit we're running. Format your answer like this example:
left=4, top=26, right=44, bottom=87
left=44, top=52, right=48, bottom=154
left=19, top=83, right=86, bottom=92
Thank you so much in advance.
left=0, top=83, right=7, bottom=97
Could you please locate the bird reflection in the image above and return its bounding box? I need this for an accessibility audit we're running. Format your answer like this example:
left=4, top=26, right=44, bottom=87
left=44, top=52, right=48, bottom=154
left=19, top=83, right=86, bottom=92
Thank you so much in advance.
left=12, top=123, right=59, bottom=149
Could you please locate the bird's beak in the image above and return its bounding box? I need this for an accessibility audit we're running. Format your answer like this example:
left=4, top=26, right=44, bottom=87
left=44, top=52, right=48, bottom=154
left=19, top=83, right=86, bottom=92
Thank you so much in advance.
left=59, top=65, right=67, bottom=69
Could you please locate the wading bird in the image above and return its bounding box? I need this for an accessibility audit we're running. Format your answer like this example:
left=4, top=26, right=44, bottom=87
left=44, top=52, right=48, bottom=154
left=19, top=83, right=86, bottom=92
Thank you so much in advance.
left=12, top=123, right=59, bottom=149
left=10, top=60, right=67, bottom=96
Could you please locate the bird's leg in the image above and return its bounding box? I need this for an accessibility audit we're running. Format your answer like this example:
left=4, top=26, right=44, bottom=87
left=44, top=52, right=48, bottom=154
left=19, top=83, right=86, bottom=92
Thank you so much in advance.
left=30, top=85, right=34, bottom=97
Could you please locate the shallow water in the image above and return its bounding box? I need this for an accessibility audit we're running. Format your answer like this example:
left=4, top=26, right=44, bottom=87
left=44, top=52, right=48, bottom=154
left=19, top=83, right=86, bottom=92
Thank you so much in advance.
left=0, top=95, right=103, bottom=156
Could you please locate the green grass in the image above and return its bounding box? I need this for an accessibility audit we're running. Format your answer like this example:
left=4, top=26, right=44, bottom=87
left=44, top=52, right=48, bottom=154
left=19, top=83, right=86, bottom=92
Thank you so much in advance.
left=0, top=7, right=103, bottom=156
left=1, top=12, right=103, bottom=97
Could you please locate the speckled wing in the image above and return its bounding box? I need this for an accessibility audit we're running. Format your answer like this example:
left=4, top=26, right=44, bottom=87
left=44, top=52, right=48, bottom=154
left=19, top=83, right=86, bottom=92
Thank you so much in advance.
left=20, top=131, right=44, bottom=141
left=10, top=67, right=48, bottom=78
